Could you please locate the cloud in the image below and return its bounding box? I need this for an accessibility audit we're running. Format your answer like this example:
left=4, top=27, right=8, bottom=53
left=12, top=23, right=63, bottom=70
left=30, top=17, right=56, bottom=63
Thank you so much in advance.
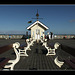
left=69, top=19, right=75, bottom=23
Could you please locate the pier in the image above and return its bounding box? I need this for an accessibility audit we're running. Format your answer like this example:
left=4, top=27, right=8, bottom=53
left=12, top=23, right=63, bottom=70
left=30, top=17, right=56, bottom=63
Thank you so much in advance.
left=0, top=39, right=75, bottom=71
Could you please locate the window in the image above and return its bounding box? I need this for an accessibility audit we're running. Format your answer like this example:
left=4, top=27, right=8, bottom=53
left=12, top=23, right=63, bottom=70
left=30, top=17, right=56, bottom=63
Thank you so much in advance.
left=33, top=31, right=34, bottom=36
left=36, top=29, right=40, bottom=34
left=41, top=31, right=43, bottom=36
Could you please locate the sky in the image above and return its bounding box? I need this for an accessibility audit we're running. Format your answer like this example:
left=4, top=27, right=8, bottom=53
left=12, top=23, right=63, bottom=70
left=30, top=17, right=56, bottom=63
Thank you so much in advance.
left=0, top=4, right=75, bottom=35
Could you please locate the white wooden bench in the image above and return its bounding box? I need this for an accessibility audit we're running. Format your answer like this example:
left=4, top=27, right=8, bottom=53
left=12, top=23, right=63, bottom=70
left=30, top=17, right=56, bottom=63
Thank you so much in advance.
left=19, top=38, right=35, bottom=56
left=42, top=41, right=60, bottom=56
left=46, top=42, right=60, bottom=56
left=2, top=38, right=36, bottom=71
left=4, top=42, right=20, bottom=70
left=54, top=56, right=64, bottom=68
left=26, top=38, right=35, bottom=50
left=18, top=43, right=29, bottom=56
left=4, top=41, right=31, bottom=70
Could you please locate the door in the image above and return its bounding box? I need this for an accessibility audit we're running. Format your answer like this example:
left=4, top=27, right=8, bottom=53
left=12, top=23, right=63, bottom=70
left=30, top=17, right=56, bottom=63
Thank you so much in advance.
left=35, top=29, right=40, bottom=40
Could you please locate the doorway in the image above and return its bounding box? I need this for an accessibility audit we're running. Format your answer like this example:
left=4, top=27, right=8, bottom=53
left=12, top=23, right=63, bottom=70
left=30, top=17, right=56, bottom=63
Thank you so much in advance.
left=35, top=29, right=40, bottom=40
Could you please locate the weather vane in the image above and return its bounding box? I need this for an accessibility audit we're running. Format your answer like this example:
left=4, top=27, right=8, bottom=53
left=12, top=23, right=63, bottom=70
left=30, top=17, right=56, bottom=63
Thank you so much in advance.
left=32, top=9, right=43, bottom=21
left=28, top=9, right=43, bottom=23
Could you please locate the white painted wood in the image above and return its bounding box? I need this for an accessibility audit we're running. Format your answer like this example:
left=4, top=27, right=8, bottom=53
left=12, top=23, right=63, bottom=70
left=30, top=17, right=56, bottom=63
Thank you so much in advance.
left=18, top=47, right=28, bottom=57
left=54, top=42, right=60, bottom=49
left=3, top=39, right=36, bottom=70
left=27, top=21, right=49, bottom=30
left=46, top=48, right=56, bottom=56
left=54, top=56, right=64, bottom=68
left=46, top=42, right=60, bottom=56
left=4, top=42, right=20, bottom=70
left=41, top=41, right=60, bottom=56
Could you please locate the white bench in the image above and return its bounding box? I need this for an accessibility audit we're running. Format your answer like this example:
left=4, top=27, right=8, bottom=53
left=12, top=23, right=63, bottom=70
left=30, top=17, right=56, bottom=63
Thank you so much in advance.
left=3, top=39, right=35, bottom=70
left=42, top=41, right=60, bottom=56
left=26, top=38, right=35, bottom=50
left=19, top=38, right=35, bottom=56
left=46, top=42, right=60, bottom=56
left=54, top=56, right=64, bottom=68
left=19, top=46, right=29, bottom=57
left=4, top=42, right=20, bottom=70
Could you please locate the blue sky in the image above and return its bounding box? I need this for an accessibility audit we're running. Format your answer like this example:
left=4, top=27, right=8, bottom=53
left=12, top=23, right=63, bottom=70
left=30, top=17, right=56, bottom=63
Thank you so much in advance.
left=0, top=4, right=75, bottom=35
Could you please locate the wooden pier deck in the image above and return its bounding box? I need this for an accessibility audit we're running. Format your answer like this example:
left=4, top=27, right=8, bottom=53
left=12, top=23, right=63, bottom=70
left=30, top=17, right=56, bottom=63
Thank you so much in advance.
left=14, top=42, right=60, bottom=71
left=0, top=39, right=75, bottom=71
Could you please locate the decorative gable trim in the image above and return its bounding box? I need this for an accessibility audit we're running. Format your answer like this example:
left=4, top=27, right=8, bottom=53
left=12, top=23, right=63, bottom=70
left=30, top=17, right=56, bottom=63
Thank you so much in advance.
left=27, top=21, right=49, bottom=30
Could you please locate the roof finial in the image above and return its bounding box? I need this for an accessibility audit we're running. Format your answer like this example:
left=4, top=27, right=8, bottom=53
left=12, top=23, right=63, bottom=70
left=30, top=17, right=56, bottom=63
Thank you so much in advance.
left=36, top=9, right=39, bottom=20
left=32, top=9, right=43, bottom=21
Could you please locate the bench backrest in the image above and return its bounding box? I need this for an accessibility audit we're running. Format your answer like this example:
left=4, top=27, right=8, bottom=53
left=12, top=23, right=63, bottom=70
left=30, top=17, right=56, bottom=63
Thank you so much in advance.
left=0, top=42, right=27, bottom=54
left=47, top=42, right=55, bottom=49
left=61, top=44, right=75, bottom=57
left=19, top=43, right=27, bottom=49
left=47, top=42, right=60, bottom=49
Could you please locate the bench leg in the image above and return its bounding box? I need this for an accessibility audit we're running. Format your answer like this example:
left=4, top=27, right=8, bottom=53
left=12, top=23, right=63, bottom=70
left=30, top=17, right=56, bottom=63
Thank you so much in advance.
left=28, top=47, right=31, bottom=50
left=19, top=47, right=28, bottom=56
left=41, top=39, right=44, bottom=43
left=54, top=56, right=64, bottom=68
left=4, top=59, right=20, bottom=70
left=46, top=48, right=56, bottom=56
left=27, top=44, right=31, bottom=51
left=41, top=42, right=56, bottom=56
left=42, top=42, right=47, bottom=47
left=30, top=41, right=34, bottom=46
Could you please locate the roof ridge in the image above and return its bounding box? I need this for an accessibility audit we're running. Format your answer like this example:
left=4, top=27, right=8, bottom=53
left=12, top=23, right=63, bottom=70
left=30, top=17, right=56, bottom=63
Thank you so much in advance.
left=27, top=20, right=49, bottom=30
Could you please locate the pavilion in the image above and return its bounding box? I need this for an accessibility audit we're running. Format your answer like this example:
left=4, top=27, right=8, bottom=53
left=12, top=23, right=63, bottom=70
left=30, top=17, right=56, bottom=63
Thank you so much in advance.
left=27, top=10, right=49, bottom=40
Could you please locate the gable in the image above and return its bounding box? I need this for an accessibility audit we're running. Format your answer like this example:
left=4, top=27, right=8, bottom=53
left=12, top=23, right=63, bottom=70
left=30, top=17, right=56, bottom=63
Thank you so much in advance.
left=31, top=24, right=45, bottom=31
left=27, top=21, right=49, bottom=30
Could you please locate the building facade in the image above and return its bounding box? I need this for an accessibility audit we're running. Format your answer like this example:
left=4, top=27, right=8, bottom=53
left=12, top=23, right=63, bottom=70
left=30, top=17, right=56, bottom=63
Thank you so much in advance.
left=27, top=21, right=49, bottom=40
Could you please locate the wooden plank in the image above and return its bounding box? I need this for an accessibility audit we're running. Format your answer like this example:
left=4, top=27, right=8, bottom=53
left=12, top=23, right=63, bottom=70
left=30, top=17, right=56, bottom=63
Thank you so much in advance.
left=65, top=59, right=75, bottom=69
left=0, top=58, right=10, bottom=69
left=33, top=54, right=37, bottom=70
left=49, top=56, right=58, bottom=70
left=36, top=54, right=40, bottom=70
left=39, top=54, right=43, bottom=70
left=0, top=44, right=13, bottom=54
left=42, top=55, right=47, bottom=70
left=28, top=52, right=34, bottom=70
left=13, top=41, right=75, bottom=70
left=47, top=56, right=54, bottom=70
left=43, top=55, right=50, bottom=70
left=71, top=58, right=75, bottom=63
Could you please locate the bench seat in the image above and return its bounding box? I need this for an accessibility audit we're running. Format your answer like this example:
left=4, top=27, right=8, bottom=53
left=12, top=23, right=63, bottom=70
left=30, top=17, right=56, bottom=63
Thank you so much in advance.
left=47, top=43, right=54, bottom=49
left=70, top=59, right=75, bottom=64
left=64, top=59, right=75, bottom=69
left=19, top=43, right=27, bottom=49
